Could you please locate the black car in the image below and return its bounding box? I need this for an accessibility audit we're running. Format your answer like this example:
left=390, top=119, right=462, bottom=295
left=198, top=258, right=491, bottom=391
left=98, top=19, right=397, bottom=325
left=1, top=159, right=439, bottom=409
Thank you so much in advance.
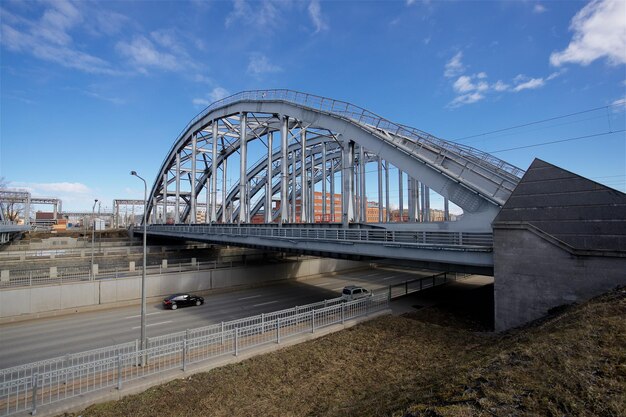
left=163, top=293, right=204, bottom=310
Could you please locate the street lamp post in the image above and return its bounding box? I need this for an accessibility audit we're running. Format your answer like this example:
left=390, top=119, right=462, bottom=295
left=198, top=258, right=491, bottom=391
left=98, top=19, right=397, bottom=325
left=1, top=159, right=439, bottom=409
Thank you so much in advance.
left=91, top=199, right=98, bottom=279
left=131, top=171, right=148, bottom=362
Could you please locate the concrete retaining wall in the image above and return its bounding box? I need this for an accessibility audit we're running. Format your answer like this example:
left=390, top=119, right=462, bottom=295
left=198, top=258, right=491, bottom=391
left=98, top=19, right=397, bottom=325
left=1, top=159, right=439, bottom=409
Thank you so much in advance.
left=0, top=258, right=363, bottom=319
left=494, top=227, right=626, bottom=331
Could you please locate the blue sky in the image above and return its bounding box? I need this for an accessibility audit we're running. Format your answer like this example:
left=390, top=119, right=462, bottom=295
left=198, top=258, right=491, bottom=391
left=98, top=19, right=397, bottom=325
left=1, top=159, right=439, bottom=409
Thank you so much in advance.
left=1, top=0, right=625, bottom=212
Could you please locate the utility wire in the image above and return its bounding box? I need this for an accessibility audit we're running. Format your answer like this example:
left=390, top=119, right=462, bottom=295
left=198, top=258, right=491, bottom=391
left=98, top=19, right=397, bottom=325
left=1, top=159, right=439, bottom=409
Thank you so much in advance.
left=489, top=129, right=625, bottom=153
left=454, top=102, right=624, bottom=142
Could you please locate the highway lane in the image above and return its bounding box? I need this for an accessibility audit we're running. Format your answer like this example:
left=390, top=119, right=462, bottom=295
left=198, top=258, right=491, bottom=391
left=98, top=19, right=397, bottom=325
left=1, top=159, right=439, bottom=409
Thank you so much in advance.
left=0, top=266, right=436, bottom=369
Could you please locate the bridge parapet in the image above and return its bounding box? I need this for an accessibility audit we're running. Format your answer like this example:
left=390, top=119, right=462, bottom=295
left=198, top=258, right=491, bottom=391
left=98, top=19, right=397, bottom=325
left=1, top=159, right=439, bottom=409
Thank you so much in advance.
left=139, top=224, right=494, bottom=272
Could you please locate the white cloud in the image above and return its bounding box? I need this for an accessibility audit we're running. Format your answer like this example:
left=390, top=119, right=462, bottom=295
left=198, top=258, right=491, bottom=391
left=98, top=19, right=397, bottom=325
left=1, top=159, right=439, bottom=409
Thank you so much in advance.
left=247, top=53, right=282, bottom=75
left=444, top=52, right=464, bottom=78
left=445, top=57, right=553, bottom=107
left=192, top=86, right=230, bottom=107
left=453, top=74, right=489, bottom=94
left=448, top=92, right=485, bottom=108
left=14, top=182, right=91, bottom=195
left=492, top=80, right=509, bottom=92
left=209, top=87, right=230, bottom=102
left=308, top=0, right=328, bottom=33
left=512, top=77, right=545, bottom=92
left=612, top=97, right=626, bottom=109
left=116, top=35, right=181, bottom=72
left=92, top=10, right=129, bottom=36
left=225, top=0, right=280, bottom=29
left=550, top=0, right=626, bottom=66
left=192, top=98, right=210, bottom=106
left=84, top=90, right=125, bottom=105
left=533, top=4, right=547, bottom=14
left=0, top=4, right=117, bottom=75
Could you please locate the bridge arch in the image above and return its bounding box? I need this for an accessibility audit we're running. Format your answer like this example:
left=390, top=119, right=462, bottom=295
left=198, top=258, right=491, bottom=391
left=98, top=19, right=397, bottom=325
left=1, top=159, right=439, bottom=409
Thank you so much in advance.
left=146, top=90, right=523, bottom=231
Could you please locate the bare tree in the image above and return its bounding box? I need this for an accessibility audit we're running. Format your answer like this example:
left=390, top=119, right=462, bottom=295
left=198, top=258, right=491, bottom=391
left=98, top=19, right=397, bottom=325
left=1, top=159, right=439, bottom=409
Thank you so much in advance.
left=0, top=178, right=26, bottom=222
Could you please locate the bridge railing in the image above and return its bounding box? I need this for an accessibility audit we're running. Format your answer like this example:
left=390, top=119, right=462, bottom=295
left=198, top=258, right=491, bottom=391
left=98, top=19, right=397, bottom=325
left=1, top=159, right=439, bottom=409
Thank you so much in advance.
left=0, top=293, right=389, bottom=416
left=145, top=224, right=494, bottom=248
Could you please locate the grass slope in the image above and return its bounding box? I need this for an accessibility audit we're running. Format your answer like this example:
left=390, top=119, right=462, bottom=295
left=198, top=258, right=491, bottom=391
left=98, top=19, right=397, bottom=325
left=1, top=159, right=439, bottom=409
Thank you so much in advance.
left=62, top=286, right=625, bottom=417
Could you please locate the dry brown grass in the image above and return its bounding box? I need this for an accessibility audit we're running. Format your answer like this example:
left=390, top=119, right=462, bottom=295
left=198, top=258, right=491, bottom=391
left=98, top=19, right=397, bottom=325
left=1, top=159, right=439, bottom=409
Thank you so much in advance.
left=61, top=287, right=626, bottom=417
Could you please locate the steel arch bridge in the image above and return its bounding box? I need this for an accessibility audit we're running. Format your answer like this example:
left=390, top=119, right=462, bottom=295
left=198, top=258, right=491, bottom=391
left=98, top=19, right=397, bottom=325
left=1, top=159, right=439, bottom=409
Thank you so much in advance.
left=140, top=90, right=524, bottom=271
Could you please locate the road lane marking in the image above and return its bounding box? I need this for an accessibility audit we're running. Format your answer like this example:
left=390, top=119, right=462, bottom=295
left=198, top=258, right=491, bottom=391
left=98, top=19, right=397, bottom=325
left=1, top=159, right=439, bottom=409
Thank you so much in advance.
left=382, top=275, right=397, bottom=281
left=125, top=312, right=161, bottom=319
left=253, top=301, right=278, bottom=307
left=131, top=321, right=172, bottom=330
left=317, top=282, right=332, bottom=286
left=238, top=295, right=262, bottom=300
left=362, top=273, right=379, bottom=277
left=332, top=287, right=344, bottom=291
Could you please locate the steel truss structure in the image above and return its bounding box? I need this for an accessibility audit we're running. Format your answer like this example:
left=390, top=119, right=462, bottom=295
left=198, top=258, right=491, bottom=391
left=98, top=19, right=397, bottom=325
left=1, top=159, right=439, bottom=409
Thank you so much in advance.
left=146, top=90, right=523, bottom=232
left=0, top=190, right=62, bottom=226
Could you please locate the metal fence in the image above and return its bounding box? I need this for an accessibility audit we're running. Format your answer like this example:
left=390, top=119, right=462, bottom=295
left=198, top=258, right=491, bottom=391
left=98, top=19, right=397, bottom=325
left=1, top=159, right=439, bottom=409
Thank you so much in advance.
left=389, top=271, right=460, bottom=298
left=146, top=224, right=494, bottom=248
left=0, top=253, right=267, bottom=289
left=0, top=294, right=389, bottom=416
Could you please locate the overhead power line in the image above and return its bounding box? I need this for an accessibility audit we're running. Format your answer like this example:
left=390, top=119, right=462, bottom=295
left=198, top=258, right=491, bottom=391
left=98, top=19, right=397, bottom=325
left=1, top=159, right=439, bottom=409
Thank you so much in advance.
left=454, top=102, right=624, bottom=142
left=489, top=129, right=625, bottom=153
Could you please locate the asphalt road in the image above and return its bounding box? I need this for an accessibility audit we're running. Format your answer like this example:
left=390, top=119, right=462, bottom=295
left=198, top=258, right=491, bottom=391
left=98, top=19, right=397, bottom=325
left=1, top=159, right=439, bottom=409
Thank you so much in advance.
left=0, top=266, right=436, bottom=369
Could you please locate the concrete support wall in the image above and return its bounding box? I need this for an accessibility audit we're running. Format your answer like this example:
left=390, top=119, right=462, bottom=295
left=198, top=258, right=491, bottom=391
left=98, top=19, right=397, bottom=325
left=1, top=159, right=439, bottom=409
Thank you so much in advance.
left=0, top=258, right=364, bottom=319
left=494, top=227, right=626, bottom=331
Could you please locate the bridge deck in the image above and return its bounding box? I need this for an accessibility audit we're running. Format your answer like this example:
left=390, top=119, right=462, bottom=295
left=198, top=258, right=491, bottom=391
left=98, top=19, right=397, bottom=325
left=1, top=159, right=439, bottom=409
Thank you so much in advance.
left=140, top=224, right=494, bottom=273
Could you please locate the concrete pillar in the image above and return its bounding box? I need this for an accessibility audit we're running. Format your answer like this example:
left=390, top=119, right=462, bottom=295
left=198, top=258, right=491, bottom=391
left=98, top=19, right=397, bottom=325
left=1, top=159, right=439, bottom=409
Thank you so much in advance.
left=330, top=156, right=335, bottom=222
left=300, top=127, right=307, bottom=223
left=360, top=145, right=366, bottom=223
left=398, top=170, right=403, bottom=222
left=239, top=112, right=248, bottom=224
left=341, top=140, right=355, bottom=227
left=211, top=120, right=218, bottom=223
left=378, top=157, right=383, bottom=223
left=175, top=153, right=181, bottom=223
left=310, top=145, right=315, bottom=221
left=191, top=257, right=197, bottom=267
left=385, top=160, right=390, bottom=222
left=80, top=250, right=85, bottom=258
left=50, top=266, right=57, bottom=278
left=424, top=186, right=431, bottom=222
left=408, top=177, right=415, bottom=222
left=280, top=116, right=289, bottom=223
left=205, top=175, right=210, bottom=224
left=265, top=131, right=273, bottom=223
left=92, top=264, right=98, bottom=276
left=190, top=134, right=198, bottom=224
left=222, top=157, right=228, bottom=223
left=162, top=173, right=167, bottom=224
left=129, top=261, right=135, bottom=272
left=151, top=197, right=157, bottom=225
left=322, top=142, right=327, bottom=220
left=162, top=259, right=168, bottom=269
left=291, top=151, right=296, bottom=222
left=354, top=154, right=359, bottom=222
left=1, top=270, right=9, bottom=282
